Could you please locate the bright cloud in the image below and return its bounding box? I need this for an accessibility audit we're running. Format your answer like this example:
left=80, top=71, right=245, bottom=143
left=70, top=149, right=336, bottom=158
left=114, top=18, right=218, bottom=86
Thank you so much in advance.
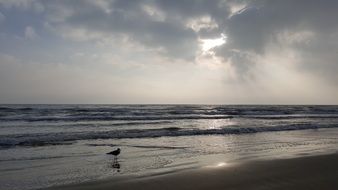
left=200, top=34, right=226, bottom=52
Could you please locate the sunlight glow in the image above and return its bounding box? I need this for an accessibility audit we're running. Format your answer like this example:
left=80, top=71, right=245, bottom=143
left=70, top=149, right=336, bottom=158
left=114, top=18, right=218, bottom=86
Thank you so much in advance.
left=216, top=162, right=227, bottom=167
left=205, top=162, right=229, bottom=168
left=201, top=34, right=227, bottom=52
left=207, top=119, right=235, bottom=129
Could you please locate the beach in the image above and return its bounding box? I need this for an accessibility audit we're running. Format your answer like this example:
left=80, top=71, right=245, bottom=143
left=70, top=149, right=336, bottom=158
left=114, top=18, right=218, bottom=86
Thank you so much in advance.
left=2, top=1, right=338, bottom=189
left=47, top=153, right=338, bottom=190
left=1, top=105, right=338, bottom=190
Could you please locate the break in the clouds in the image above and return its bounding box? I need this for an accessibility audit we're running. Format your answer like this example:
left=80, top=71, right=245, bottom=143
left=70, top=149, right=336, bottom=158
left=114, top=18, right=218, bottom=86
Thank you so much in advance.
left=0, top=0, right=338, bottom=104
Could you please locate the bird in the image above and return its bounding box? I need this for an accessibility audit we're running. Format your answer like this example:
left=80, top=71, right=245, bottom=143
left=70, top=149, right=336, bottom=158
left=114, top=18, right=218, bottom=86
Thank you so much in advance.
left=107, top=148, right=121, bottom=157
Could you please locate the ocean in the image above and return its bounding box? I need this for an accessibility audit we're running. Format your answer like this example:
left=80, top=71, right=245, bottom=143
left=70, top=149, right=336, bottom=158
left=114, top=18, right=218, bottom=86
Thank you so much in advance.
left=1, top=104, right=338, bottom=190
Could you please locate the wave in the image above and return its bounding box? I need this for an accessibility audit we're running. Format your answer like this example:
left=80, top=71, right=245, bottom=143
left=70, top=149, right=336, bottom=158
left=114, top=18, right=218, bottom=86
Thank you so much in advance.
left=109, top=121, right=173, bottom=126
left=1, top=105, right=338, bottom=124
left=1, top=114, right=337, bottom=123
left=1, top=124, right=337, bottom=148
left=0, top=106, right=33, bottom=111
left=241, top=115, right=338, bottom=120
left=0, top=115, right=233, bottom=122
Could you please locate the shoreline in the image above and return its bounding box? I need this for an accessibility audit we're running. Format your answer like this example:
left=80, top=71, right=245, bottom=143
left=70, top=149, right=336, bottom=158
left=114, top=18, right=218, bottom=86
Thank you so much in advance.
left=46, top=152, right=338, bottom=190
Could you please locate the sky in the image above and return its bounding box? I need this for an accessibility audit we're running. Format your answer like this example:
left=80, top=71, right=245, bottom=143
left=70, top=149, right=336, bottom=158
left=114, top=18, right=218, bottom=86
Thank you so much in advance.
left=0, top=0, right=338, bottom=104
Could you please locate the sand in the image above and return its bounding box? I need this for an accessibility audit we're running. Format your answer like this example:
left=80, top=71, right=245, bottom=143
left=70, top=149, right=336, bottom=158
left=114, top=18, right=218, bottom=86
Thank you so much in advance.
left=46, top=153, right=338, bottom=190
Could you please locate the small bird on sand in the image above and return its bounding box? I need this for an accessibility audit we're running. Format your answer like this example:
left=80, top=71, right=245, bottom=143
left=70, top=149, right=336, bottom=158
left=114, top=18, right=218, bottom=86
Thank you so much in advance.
left=107, top=148, right=121, bottom=157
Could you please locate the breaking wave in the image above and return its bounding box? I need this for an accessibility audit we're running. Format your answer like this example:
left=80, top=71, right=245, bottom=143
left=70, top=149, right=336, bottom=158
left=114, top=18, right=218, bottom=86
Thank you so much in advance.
left=1, top=124, right=337, bottom=148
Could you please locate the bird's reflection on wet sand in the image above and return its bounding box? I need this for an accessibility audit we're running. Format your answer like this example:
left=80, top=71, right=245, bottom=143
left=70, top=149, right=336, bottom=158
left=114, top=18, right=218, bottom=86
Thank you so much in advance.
left=110, top=157, right=121, bottom=172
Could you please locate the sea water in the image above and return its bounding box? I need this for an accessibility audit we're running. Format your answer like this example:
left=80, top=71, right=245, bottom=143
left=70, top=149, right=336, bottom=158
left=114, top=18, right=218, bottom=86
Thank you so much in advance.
left=1, top=105, right=338, bottom=190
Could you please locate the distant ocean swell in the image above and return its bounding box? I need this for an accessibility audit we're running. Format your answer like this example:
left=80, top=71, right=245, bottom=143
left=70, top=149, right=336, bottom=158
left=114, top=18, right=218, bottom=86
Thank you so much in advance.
left=1, top=123, right=337, bottom=148
left=2, top=115, right=338, bottom=122
left=1, top=105, right=338, bottom=122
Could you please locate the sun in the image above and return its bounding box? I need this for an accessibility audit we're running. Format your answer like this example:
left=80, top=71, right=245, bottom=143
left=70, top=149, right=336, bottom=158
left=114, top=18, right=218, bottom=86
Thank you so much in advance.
left=200, top=34, right=227, bottom=52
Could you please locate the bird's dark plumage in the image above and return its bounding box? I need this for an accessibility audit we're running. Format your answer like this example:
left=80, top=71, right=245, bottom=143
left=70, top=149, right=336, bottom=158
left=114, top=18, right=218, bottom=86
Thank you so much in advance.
left=107, top=148, right=121, bottom=156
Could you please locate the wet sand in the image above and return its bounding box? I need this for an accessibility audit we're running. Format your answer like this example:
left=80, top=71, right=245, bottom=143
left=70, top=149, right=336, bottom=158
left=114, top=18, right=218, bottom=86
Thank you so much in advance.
left=46, top=153, right=338, bottom=190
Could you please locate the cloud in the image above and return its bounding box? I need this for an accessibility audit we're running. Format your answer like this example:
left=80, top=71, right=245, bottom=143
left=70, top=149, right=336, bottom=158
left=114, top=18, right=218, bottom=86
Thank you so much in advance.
left=3, top=0, right=338, bottom=74
left=41, top=0, right=338, bottom=81
left=212, top=0, right=338, bottom=82
left=1, top=0, right=229, bottom=60
left=0, top=11, right=5, bottom=23
left=1, top=0, right=338, bottom=104
left=24, top=26, right=37, bottom=39
left=31, top=0, right=232, bottom=60
left=0, top=0, right=44, bottom=12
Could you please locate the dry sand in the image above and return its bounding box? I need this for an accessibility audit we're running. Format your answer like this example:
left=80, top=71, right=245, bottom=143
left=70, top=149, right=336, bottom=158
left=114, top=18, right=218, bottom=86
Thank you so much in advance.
left=47, top=153, right=338, bottom=190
